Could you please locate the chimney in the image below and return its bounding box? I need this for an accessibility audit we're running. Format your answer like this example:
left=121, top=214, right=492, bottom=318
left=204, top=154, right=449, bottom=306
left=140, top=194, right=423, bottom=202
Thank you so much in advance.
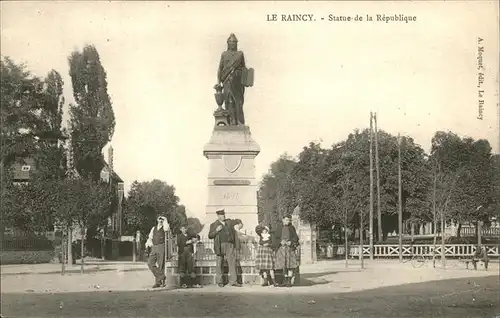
left=108, top=145, right=114, bottom=182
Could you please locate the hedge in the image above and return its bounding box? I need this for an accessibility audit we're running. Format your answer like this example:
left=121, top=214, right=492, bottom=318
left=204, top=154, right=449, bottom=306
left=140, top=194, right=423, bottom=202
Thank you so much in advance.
left=1, top=236, right=54, bottom=251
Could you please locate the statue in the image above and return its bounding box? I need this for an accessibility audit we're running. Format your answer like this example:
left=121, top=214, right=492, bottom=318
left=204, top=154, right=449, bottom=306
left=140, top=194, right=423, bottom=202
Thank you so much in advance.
left=213, top=33, right=254, bottom=126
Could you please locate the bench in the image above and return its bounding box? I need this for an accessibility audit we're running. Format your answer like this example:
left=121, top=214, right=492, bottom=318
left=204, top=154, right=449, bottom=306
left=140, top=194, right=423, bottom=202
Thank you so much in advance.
left=459, top=258, right=489, bottom=271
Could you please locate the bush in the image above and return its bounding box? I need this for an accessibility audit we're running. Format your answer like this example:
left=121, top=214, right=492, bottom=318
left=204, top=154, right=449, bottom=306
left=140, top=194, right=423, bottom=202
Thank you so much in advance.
left=0, top=250, right=55, bottom=264
left=1, top=236, right=53, bottom=251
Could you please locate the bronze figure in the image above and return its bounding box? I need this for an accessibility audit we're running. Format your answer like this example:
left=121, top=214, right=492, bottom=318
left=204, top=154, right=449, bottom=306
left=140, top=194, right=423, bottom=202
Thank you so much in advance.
left=214, top=33, right=253, bottom=126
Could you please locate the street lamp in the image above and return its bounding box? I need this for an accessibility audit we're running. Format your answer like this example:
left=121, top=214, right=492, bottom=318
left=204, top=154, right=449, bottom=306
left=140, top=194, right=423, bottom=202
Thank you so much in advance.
left=397, top=134, right=403, bottom=262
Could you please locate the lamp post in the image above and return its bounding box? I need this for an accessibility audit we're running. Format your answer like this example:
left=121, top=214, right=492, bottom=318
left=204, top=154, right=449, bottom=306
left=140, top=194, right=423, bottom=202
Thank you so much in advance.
left=369, top=112, right=374, bottom=260
left=397, top=134, right=403, bottom=262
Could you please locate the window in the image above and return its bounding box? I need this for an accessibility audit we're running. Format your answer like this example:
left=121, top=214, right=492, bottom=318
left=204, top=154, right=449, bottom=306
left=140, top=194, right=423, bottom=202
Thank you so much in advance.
left=21, top=165, right=31, bottom=172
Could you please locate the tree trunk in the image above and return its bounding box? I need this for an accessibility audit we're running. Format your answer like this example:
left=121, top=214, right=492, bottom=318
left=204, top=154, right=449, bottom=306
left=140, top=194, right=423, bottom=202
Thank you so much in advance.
left=344, top=219, right=348, bottom=268
left=431, top=162, right=438, bottom=268
left=61, top=227, right=66, bottom=275
left=80, top=227, right=85, bottom=274
left=456, top=222, right=462, bottom=238
left=67, top=226, right=73, bottom=266
left=477, top=221, right=482, bottom=245
left=474, top=222, right=479, bottom=241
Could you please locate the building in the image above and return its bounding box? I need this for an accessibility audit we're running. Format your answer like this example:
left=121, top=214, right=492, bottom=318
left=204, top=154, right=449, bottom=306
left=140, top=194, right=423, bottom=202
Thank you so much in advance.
left=5, top=147, right=125, bottom=241
left=11, top=158, right=36, bottom=185
left=99, top=147, right=125, bottom=238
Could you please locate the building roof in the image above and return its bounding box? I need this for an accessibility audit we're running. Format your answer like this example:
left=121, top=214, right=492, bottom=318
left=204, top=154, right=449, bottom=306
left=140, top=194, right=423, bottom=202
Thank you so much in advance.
left=10, top=157, right=123, bottom=183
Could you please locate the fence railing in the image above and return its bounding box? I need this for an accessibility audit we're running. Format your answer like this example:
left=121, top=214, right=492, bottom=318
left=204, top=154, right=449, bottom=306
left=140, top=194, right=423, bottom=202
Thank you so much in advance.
left=460, top=227, right=500, bottom=237
left=166, top=236, right=258, bottom=262
left=348, top=244, right=499, bottom=257
left=167, top=235, right=499, bottom=262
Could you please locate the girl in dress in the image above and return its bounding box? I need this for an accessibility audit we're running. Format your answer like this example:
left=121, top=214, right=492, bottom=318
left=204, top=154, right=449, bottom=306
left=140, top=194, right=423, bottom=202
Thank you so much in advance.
left=255, top=224, right=276, bottom=286
left=272, top=214, right=299, bottom=287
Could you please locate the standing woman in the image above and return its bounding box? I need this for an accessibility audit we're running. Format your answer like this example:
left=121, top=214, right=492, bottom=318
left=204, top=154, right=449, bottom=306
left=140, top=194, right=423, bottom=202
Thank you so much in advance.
left=272, top=214, right=299, bottom=287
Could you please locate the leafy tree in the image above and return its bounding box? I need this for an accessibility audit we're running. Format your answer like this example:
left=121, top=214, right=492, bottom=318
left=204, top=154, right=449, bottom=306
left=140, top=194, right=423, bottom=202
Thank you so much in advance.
left=489, top=154, right=500, bottom=218
left=68, top=45, right=115, bottom=182
left=1, top=182, right=34, bottom=232
left=290, top=143, right=330, bottom=227
left=0, top=56, right=45, bottom=168
left=187, top=217, right=203, bottom=235
left=1, top=58, right=67, bottom=234
left=33, top=70, right=66, bottom=181
left=257, top=154, right=296, bottom=228
left=329, top=135, right=371, bottom=239
left=334, top=130, right=431, bottom=240
left=124, top=179, right=180, bottom=239
left=259, top=129, right=433, bottom=242
left=170, top=204, right=188, bottom=234
left=430, top=131, right=496, bottom=236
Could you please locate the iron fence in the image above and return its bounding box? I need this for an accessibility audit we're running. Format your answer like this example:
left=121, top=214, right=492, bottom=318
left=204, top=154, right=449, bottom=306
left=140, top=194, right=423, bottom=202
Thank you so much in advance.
left=166, top=236, right=258, bottom=262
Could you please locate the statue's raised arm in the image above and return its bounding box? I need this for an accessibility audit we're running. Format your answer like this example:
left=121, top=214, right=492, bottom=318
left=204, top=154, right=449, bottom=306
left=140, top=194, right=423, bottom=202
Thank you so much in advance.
left=213, top=33, right=254, bottom=126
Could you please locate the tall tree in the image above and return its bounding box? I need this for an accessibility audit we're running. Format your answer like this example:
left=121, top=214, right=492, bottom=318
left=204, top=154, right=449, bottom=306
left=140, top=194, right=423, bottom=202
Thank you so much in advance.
left=257, top=154, right=296, bottom=228
left=431, top=131, right=495, bottom=236
left=293, top=142, right=332, bottom=227
left=34, top=69, right=66, bottom=180
left=0, top=57, right=45, bottom=168
left=1, top=58, right=67, bottom=234
left=68, top=45, right=115, bottom=181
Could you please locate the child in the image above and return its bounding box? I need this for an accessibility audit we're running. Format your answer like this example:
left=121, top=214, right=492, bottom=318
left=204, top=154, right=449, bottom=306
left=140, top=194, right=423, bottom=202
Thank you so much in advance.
left=272, top=214, right=299, bottom=287
left=255, top=225, right=276, bottom=286
left=177, top=225, right=201, bottom=288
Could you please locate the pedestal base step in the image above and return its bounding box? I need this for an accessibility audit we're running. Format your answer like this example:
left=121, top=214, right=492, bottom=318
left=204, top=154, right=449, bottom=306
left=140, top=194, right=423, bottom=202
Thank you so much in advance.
left=166, top=260, right=259, bottom=286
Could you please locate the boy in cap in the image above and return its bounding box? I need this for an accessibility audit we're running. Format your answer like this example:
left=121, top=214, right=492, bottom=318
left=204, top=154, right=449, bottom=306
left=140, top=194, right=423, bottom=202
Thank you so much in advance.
left=145, top=215, right=169, bottom=288
left=177, top=224, right=201, bottom=288
left=208, top=209, right=241, bottom=287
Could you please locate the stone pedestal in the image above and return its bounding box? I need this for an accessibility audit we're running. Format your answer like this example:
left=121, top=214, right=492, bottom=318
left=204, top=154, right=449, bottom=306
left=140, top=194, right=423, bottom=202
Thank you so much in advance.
left=200, top=125, right=260, bottom=237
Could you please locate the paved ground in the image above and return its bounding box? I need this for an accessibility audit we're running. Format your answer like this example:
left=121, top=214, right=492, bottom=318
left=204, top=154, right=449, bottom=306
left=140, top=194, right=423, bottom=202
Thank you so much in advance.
left=1, top=260, right=499, bottom=317
left=0, top=261, right=147, bottom=276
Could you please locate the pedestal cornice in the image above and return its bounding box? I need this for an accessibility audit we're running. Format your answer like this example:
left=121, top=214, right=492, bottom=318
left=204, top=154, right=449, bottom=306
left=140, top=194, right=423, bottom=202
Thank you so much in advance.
left=203, top=125, right=261, bottom=157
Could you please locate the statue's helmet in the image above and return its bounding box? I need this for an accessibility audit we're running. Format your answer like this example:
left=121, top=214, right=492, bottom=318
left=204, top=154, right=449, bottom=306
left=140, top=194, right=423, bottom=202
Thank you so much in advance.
left=227, top=33, right=238, bottom=43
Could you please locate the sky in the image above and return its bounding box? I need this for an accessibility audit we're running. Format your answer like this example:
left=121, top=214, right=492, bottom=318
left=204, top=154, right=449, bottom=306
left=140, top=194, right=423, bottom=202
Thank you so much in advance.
left=1, top=1, right=499, bottom=219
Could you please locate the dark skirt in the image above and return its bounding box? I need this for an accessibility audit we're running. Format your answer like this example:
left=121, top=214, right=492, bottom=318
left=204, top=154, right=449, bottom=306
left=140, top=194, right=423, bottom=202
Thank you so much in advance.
left=178, top=251, right=194, bottom=275
left=274, top=245, right=298, bottom=270
left=255, top=245, right=275, bottom=271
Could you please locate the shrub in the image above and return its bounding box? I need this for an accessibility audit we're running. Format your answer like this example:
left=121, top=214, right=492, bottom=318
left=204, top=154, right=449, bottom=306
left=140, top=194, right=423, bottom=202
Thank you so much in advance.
left=1, top=235, right=53, bottom=251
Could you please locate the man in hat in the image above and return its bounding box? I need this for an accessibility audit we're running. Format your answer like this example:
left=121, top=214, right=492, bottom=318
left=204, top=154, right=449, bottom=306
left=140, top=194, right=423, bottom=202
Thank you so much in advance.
left=145, top=215, right=169, bottom=288
left=208, top=209, right=241, bottom=287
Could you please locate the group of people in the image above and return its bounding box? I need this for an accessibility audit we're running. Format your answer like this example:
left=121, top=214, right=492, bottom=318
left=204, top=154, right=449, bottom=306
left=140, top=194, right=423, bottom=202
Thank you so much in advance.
left=208, top=209, right=300, bottom=288
left=144, top=209, right=301, bottom=289
left=254, top=214, right=300, bottom=287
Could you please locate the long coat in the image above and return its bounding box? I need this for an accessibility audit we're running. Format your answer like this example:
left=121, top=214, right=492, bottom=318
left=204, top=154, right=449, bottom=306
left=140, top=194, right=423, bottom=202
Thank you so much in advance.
left=208, top=218, right=238, bottom=256
left=271, top=223, right=299, bottom=251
